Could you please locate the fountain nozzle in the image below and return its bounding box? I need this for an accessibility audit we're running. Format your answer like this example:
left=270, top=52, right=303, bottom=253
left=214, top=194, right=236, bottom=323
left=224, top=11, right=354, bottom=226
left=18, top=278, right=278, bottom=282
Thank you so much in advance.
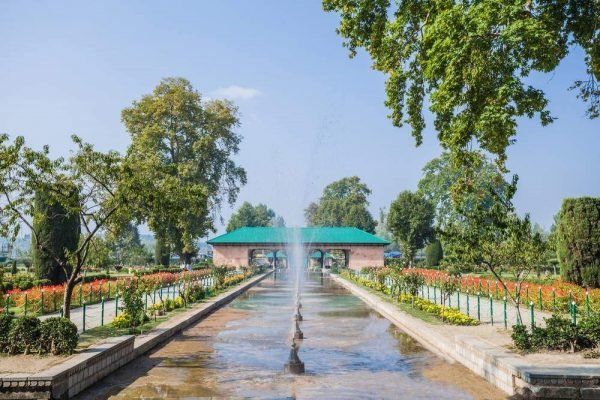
left=293, top=320, right=304, bottom=340
left=284, top=341, right=305, bottom=374
left=294, top=304, right=303, bottom=321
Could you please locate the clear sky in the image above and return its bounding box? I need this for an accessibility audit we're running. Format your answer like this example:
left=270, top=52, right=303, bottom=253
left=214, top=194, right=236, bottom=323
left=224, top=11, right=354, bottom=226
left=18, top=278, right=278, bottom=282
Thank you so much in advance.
left=1, top=1, right=598, bottom=236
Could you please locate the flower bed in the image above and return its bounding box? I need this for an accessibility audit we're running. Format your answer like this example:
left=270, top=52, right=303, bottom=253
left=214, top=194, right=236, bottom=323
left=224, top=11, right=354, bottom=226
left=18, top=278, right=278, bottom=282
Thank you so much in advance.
left=410, top=268, right=600, bottom=314
left=340, top=270, right=478, bottom=326
left=0, top=269, right=211, bottom=316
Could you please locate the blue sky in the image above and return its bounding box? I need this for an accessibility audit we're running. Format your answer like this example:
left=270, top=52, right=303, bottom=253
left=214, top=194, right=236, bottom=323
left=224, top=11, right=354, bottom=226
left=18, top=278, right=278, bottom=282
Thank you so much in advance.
left=1, top=1, right=598, bottom=236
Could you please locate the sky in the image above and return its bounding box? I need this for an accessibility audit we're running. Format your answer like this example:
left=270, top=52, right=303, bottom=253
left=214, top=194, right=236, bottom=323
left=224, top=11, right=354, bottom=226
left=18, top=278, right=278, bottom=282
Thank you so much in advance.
left=1, top=1, right=598, bottom=237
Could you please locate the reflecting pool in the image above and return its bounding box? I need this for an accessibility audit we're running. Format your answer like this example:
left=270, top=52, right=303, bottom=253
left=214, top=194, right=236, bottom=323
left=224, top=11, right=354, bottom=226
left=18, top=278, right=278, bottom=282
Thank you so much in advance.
left=78, top=271, right=505, bottom=399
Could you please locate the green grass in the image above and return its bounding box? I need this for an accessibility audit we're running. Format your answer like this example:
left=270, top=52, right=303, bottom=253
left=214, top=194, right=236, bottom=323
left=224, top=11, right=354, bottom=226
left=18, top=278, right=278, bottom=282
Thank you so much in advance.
left=77, top=306, right=190, bottom=349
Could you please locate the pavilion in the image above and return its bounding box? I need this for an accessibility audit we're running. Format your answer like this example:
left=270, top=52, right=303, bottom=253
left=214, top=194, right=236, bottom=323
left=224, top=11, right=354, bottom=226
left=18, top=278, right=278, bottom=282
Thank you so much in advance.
left=207, top=227, right=389, bottom=271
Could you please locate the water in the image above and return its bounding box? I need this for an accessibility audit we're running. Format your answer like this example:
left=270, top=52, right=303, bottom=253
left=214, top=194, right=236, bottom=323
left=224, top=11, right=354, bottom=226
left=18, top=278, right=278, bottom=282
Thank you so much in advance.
left=78, top=271, right=504, bottom=399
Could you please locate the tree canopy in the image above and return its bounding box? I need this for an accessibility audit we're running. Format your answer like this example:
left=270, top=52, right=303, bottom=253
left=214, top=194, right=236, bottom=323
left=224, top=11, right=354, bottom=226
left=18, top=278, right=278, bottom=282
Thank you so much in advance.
left=387, top=190, right=435, bottom=266
left=305, top=176, right=376, bottom=233
left=0, top=134, right=130, bottom=318
left=121, top=77, right=246, bottom=264
left=323, top=0, right=599, bottom=167
left=226, top=202, right=285, bottom=232
left=417, top=151, right=512, bottom=234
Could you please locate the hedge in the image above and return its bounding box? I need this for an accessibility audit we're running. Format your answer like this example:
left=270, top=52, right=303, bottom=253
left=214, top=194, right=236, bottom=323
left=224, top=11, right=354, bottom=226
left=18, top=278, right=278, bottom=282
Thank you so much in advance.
left=555, top=197, right=600, bottom=288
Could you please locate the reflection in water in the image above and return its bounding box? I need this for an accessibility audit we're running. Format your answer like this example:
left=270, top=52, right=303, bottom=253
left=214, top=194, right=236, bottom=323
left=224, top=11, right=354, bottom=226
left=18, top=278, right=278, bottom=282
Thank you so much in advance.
left=78, top=271, right=504, bottom=400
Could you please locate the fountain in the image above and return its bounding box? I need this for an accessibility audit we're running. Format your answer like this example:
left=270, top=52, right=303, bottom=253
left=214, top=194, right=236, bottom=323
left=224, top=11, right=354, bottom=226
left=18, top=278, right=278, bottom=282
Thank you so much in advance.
left=283, top=341, right=305, bottom=374
left=293, top=319, right=304, bottom=340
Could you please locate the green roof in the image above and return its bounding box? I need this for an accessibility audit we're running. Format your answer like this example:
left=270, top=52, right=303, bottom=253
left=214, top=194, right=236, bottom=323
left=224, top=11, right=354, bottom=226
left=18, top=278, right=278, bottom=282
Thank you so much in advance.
left=207, top=227, right=390, bottom=245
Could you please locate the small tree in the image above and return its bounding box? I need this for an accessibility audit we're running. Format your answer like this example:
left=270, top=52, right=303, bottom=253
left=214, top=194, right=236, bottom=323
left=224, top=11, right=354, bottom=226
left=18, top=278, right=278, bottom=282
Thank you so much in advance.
left=443, top=181, right=546, bottom=322
left=121, top=278, right=145, bottom=332
left=0, top=135, right=131, bottom=319
left=387, top=191, right=435, bottom=267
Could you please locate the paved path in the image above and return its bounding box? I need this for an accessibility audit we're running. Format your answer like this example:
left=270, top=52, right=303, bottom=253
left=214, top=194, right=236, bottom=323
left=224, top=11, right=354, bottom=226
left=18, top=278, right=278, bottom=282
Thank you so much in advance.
left=40, top=279, right=215, bottom=333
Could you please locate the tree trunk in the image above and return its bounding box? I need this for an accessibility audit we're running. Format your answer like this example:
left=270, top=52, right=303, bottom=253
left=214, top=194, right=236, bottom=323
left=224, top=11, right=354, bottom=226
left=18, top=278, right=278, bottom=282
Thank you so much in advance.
left=62, top=277, right=77, bottom=319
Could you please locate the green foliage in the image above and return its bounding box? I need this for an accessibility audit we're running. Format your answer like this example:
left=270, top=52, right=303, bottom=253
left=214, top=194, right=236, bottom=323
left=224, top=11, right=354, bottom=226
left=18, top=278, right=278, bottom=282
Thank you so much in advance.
left=31, top=185, right=80, bottom=284
left=323, top=0, right=599, bottom=168
left=511, top=325, right=531, bottom=351
left=579, top=312, right=600, bottom=346
left=387, top=191, right=434, bottom=266
left=106, top=223, right=148, bottom=267
left=424, top=240, right=443, bottom=267
left=154, top=236, right=170, bottom=267
left=121, top=280, right=145, bottom=330
left=111, top=313, right=132, bottom=329
left=511, top=313, right=600, bottom=353
left=39, top=317, right=78, bottom=355
left=403, top=271, right=425, bottom=296
left=305, top=176, right=376, bottom=233
left=555, top=197, right=600, bottom=288
left=417, top=152, right=512, bottom=235
left=8, top=316, right=41, bottom=355
left=211, top=265, right=229, bottom=288
left=226, top=202, right=284, bottom=232
left=121, top=77, right=247, bottom=265
left=0, top=133, right=133, bottom=319
left=183, top=284, right=205, bottom=303
left=0, top=315, right=14, bottom=352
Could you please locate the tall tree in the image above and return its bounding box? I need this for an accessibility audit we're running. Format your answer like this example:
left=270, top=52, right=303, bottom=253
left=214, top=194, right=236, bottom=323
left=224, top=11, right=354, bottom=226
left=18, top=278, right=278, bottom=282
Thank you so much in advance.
left=306, top=176, right=377, bottom=233
left=554, top=197, right=600, bottom=287
left=31, top=185, right=80, bottom=283
left=323, top=0, right=599, bottom=168
left=417, top=151, right=512, bottom=234
left=154, top=237, right=170, bottom=267
left=0, top=135, right=131, bottom=318
left=226, top=202, right=284, bottom=232
left=121, top=77, right=247, bottom=266
left=107, top=223, right=146, bottom=266
left=387, top=191, right=435, bottom=266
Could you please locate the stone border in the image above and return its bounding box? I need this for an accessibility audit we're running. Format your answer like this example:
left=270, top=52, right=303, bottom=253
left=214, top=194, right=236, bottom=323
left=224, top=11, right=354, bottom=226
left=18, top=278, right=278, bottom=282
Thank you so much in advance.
left=331, top=274, right=600, bottom=400
left=0, top=271, right=272, bottom=400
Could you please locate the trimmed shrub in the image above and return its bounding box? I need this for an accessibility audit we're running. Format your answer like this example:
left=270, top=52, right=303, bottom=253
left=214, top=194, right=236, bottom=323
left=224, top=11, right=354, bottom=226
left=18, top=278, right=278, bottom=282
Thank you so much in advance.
left=555, top=197, right=600, bottom=287
left=511, top=325, right=531, bottom=351
left=8, top=316, right=41, bottom=355
left=39, top=317, right=78, bottom=355
left=0, top=314, right=14, bottom=352
left=579, top=312, right=600, bottom=347
left=424, top=240, right=443, bottom=267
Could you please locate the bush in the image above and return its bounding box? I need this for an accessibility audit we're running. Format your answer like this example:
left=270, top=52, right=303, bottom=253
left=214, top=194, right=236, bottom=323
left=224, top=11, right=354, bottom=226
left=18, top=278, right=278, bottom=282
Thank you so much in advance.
left=112, top=313, right=131, bottom=329
left=173, top=296, right=185, bottom=309
left=555, top=197, right=600, bottom=288
left=39, top=317, right=78, bottom=355
left=544, top=315, right=584, bottom=352
left=511, top=325, right=531, bottom=351
left=424, top=240, right=443, bottom=267
left=0, top=314, right=14, bottom=352
left=8, top=316, right=41, bottom=354
left=183, top=284, right=205, bottom=303
left=579, top=312, right=600, bottom=346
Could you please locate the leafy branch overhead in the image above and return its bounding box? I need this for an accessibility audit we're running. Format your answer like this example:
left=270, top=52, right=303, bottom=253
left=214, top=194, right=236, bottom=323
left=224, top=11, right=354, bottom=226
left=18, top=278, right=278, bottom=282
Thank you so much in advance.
left=323, top=0, right=599, bottom=166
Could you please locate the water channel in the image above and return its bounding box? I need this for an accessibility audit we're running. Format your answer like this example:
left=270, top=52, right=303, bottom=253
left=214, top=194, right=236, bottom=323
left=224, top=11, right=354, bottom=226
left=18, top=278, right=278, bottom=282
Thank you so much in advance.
left=78, top=271, right=505, bottom=399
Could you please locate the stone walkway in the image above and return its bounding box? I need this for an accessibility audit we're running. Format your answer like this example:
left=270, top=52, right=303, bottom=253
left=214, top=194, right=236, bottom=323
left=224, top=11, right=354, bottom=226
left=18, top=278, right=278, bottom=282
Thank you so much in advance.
left=40, top=279, right=214, bottom=333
